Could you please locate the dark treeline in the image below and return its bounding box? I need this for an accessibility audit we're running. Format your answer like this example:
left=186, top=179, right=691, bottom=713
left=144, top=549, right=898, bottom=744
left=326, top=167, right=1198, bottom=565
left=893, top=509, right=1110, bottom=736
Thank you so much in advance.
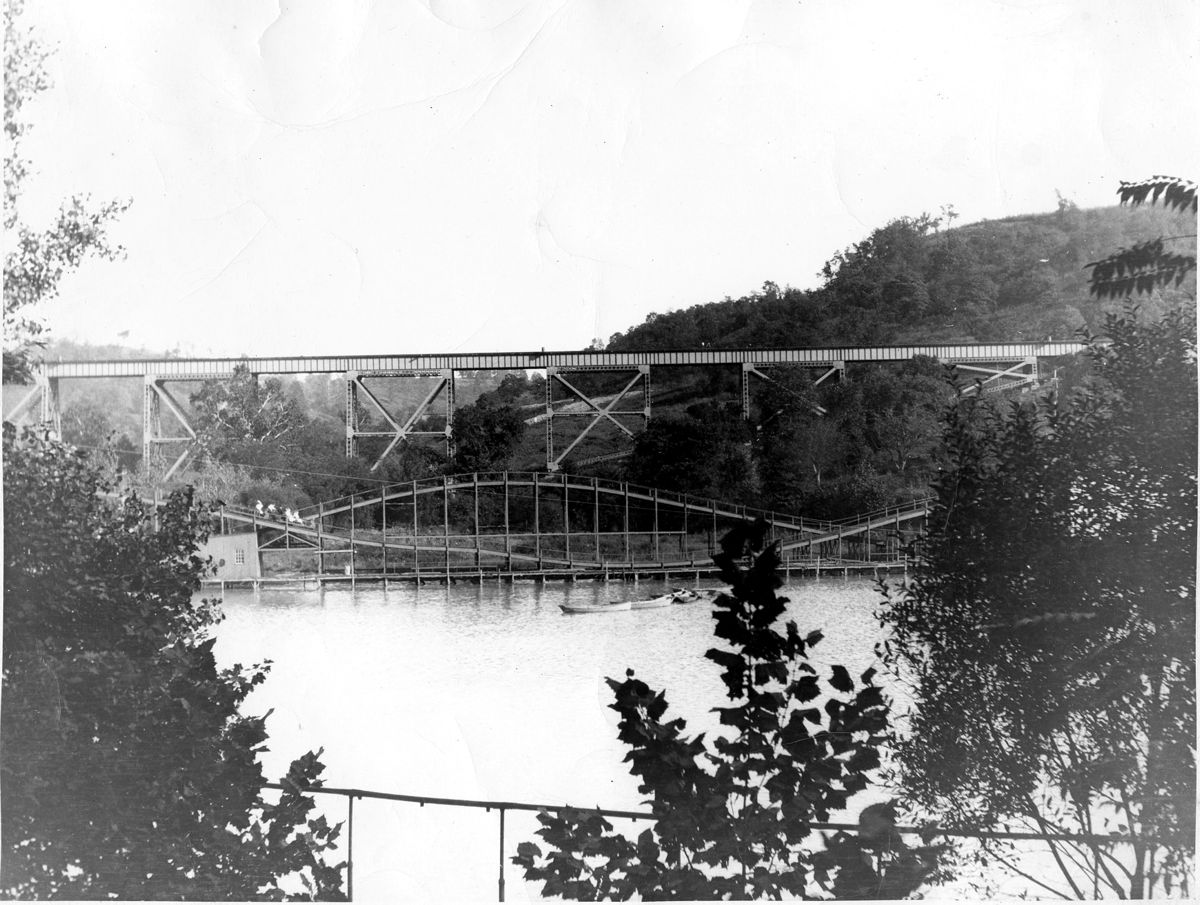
left=43, top=199, right=1195, bottom=518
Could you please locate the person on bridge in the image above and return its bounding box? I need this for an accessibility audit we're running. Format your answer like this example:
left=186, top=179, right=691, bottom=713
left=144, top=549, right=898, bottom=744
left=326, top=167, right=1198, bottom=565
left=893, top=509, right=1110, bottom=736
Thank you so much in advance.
left=255, top=499, right=265, bottom=516
left=267, top=503, right=279, bottom=519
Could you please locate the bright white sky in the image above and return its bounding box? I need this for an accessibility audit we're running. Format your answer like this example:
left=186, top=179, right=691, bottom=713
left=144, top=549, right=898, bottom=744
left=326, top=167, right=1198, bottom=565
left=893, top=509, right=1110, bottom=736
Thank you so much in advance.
left=14, top=0, right=1199, bottom=358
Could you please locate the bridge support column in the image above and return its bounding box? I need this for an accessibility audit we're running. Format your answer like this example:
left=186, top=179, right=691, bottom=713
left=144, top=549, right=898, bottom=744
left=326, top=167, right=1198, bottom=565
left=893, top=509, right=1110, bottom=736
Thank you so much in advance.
left=142, top=376, right=197, bottom=481
left=345, top=376, right=359, bottom=459
left=40, top=375, right=61, bottom=438
left=5, top=367, right=60, bottom=438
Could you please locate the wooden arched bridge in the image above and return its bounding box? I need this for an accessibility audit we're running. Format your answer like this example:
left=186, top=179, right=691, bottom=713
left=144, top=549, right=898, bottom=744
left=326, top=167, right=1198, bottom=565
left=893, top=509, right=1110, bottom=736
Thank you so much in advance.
left=212, top=471, right=931, bottom=583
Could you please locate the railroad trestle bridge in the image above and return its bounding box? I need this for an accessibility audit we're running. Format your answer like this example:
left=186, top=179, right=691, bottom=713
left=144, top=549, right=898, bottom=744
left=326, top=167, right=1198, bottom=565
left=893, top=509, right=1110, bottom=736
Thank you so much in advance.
left=7, top=342, right=1083, bottom=480
left=212, top=471, right=931, bottom=583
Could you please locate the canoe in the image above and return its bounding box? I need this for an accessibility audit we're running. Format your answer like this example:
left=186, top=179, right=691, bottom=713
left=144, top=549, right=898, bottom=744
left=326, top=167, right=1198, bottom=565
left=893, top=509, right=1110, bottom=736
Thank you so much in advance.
left=559, top=600, right=633, bottom=615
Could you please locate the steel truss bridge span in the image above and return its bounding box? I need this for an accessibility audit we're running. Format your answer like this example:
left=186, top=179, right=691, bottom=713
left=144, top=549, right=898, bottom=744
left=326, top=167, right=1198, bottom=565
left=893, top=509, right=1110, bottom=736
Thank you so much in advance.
left=12, top=341, right=1084, bottom=479
left=214, top=471, right=931, bottom=579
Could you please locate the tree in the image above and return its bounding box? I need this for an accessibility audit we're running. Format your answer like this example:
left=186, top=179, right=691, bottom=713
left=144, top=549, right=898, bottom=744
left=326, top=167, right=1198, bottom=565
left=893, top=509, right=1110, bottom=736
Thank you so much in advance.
left=2, top=427, right=346, bottom=899
left=515, top=525, right=944, bottom=899
left=879, top=306, right=1196, bottom=897
left=829, top=362, right=950, bottom=483
left=820, top=215, right=938, bottom=312
left=450, top=396, right=527, bottom=472
left=626, top=404, right=757, bottom=503
left=191, top=365, right=307, bottom=453
left=758, top=416, right=847, bottom=513
left=494, top=372, right=538, bottom=404
left=3, top=0, right=128, bottom=384
left=60, top=400, right=139, bottom=474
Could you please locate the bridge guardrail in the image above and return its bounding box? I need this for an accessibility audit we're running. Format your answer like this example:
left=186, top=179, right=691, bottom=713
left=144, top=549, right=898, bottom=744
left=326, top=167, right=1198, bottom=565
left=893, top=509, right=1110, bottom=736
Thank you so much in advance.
left=292, top=472, right=837, bottom=536
left=265, top=780, right=1178, bottom=902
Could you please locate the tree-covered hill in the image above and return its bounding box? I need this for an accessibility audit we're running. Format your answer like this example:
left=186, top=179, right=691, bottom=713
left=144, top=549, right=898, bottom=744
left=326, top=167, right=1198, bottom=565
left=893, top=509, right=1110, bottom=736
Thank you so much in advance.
left=11, top=195, right=1193, bottom=522
left=606, top=200, right=1195, bottom=351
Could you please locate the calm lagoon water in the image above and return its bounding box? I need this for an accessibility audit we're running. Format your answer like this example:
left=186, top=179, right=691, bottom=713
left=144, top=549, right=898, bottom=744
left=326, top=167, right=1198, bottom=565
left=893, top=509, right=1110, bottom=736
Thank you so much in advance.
left=212, top=576, right=894, bottom=901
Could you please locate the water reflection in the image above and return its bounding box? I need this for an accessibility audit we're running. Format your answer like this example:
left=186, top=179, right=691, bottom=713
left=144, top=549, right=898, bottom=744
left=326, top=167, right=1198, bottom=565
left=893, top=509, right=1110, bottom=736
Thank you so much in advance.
left=212, top=576, right=890, bottom=901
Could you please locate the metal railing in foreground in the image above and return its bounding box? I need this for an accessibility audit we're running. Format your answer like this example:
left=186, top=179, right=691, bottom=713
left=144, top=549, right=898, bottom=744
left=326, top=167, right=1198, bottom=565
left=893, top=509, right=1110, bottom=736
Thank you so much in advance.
left=265, top=782, right=1177, bottom=902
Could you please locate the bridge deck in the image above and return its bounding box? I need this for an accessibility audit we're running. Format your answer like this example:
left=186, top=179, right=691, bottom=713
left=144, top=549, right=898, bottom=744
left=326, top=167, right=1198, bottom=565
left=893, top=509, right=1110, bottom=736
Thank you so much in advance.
left=44, top=342, right=1084, bottom=378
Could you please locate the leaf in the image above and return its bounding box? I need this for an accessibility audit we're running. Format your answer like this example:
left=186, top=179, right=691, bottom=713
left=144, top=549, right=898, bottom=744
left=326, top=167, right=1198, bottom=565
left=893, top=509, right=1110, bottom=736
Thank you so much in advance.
left=828, top=665, right=854, bottom=693
left=789, top=675, right=822, bottom=702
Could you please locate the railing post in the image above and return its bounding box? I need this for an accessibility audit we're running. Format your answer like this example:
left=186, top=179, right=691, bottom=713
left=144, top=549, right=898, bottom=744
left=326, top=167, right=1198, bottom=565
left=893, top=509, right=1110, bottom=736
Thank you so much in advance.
left=624, top=483, right=631, bottom=564
left=503, top=472, right=511, bottom=570
left=317, top=502, right=325, bottom=575
left=498, top=806, right=507, bottom=902
left=682, top=494, right=689, bottom=558
left=413, top=479, right=420, bottom=581
left=381, top=486, right=388, bottom=577
left=347, top=794, right=356, bottom=900
left=711, top=498, right=717, bottom=555
left=534, top=474, right=541, bottom=567
left=653, top=489, right=660, bottom=563
left=562, top=475, right=570, bottom=564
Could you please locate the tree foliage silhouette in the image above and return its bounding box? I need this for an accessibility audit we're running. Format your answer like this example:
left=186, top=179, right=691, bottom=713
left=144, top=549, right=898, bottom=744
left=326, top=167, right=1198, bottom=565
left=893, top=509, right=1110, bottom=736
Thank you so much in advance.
left=3, top=0, right=129, bottom=384
left=515, top=523, right=942, bottom=899
left=1087, top=176, right=1196, bottom=300
left=2, top=427, right=347, bottom=899
left=880, top=306, right=1196, bottom=897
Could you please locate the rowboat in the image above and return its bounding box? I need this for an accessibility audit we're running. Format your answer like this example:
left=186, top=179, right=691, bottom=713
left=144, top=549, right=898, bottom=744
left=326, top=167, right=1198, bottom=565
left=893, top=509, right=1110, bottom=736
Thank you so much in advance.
left=558, top=588, right=722, bottom=615
left=629, top=593, right=676, bottom=610
left=559, top=600, right=633, bottom=615
left=629, top=588, right=712, bottom=608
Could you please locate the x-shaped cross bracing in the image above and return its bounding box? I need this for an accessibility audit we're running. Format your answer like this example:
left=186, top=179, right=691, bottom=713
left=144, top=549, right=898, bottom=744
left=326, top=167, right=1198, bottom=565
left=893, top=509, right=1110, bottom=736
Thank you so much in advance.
left=953, top=357, right=1038, bottom=395
left=545, top=366, right=649, bottom=471
left=347, top=370, right=455, bottom=471
left=741, top=362, right=839, bottom=418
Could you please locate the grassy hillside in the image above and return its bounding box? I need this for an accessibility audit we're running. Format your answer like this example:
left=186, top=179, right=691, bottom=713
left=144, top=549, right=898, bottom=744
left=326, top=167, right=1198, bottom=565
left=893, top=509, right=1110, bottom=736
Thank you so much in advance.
left=606, top=201, right=1195, bottom=352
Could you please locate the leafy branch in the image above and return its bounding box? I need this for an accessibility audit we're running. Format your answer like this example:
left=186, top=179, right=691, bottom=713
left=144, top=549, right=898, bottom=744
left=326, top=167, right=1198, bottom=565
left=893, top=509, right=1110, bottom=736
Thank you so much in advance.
left=1087, top=176, right=1197, bottom=300
left=515, top=522, right=943, bottom=899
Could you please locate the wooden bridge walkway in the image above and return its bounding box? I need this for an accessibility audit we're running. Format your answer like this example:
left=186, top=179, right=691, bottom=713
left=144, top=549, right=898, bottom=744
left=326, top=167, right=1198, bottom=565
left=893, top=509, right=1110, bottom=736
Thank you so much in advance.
left=213, top=472, right=931, bottom=583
